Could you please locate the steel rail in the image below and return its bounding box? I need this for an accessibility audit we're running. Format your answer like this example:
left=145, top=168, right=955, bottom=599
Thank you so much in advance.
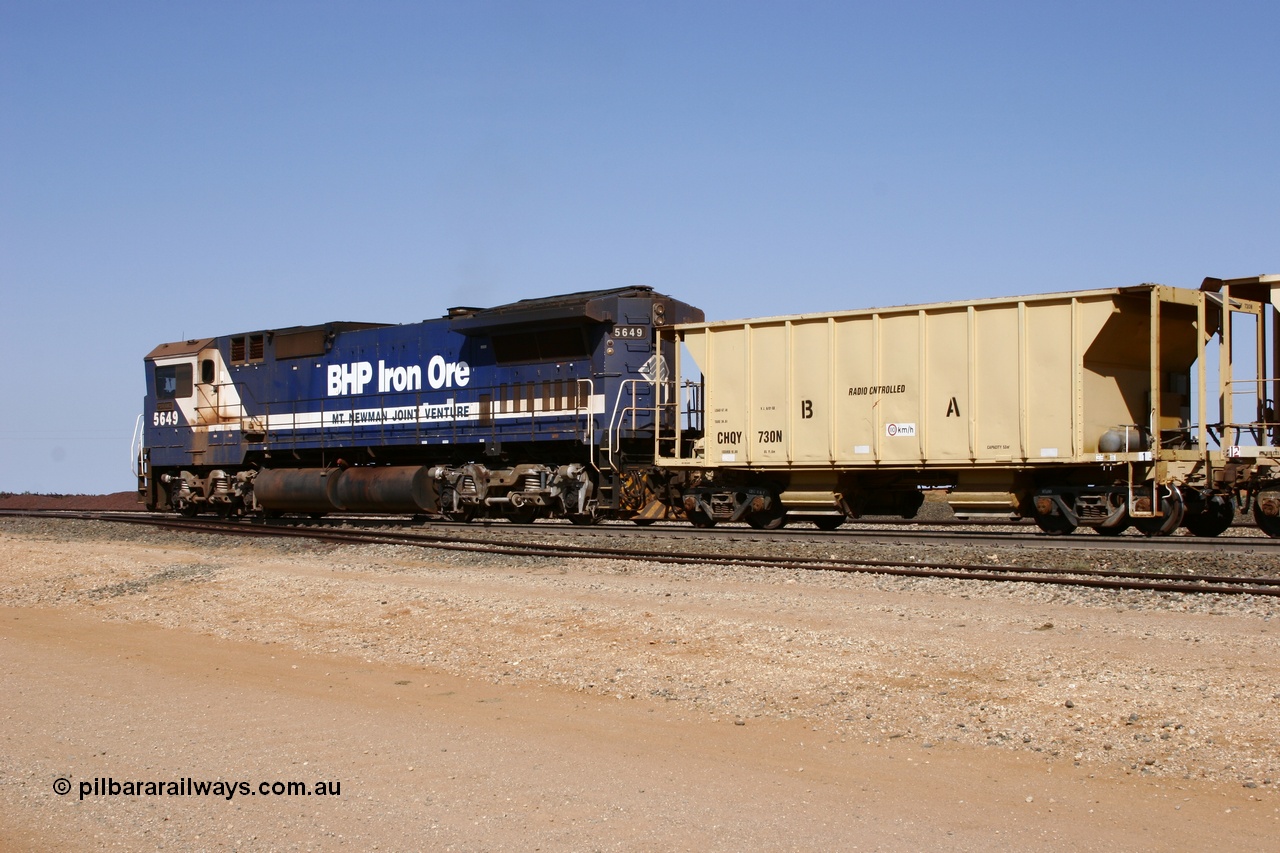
left=7, top=509, right=1280, bottom=598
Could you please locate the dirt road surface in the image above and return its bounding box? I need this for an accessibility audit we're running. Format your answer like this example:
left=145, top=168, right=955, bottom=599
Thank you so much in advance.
left=1, top=519, right=1276, bottom=850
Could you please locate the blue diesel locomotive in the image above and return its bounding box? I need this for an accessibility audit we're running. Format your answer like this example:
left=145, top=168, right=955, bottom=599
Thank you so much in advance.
left=137, top=287, right=704, bottom=522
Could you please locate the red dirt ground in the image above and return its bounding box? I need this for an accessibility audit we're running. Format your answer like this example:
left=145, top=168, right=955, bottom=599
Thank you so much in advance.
left=0, top=492, right=142, bottom=512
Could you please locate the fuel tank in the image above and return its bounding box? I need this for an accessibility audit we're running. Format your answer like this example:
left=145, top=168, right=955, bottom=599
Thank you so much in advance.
left=331, top=466, right=438, bottom=513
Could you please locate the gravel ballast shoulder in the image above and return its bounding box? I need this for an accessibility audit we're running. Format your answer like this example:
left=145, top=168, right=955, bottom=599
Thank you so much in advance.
left=2, top=517, right=1277, bottom=794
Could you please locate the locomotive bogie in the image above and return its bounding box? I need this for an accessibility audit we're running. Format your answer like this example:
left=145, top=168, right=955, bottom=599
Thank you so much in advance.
left=155, top=468, right=255, bottom=517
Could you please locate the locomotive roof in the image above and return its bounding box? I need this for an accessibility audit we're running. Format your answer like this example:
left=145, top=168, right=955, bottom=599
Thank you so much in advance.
left=446, top=286, right=662, bottom=335
left=145, top=321, right=387, bottom=360
left=145, top=337, right=218, bottom=360
left=146, top=287, right=685, bottom=358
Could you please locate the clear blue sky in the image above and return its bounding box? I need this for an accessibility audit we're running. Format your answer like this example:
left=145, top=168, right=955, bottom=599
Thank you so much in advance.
left=1, top=0, right=1276, bottom=494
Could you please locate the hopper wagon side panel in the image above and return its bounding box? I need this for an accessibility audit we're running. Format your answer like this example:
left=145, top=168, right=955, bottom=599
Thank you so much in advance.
left=687, top=289, right=1154, bottom=473
left=972, top=306, right=1021, bottom=462
left=703, top=326, right=747, bottom=465
left=1023, top=301, right=1077, bottom=462
left=747, top=324, right=788, bottom=465
left=831, top=315, right=876, bottom=462
left=789, top=318, right=833, bottom=465
left=921, top=309, right=969, bottom=461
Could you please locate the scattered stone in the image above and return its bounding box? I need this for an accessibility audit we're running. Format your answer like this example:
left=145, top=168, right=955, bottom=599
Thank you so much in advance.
left=1, top=516, right=1276, bottom=791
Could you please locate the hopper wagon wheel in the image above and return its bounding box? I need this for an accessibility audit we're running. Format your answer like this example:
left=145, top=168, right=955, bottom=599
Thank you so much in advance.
left=1133, top=485, right=1185, bottom=537
left=1033, top=514, right=1077, bottom=535
left=1182, top=495, right=1234, bottom=538
left=687, top=507, right=716, bottom=528
left=1251, top=489, right=1280, bottom=538
left=1031, top=493, right=1077, bottom=535
left=746, top=503, right=787, bottom=530
left=1093, top=492, right=1132, bottom=535
left=812, top=515, right=845, bottom=531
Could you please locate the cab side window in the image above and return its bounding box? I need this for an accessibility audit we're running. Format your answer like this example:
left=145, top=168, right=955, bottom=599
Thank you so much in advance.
left=156, top=364, right=194, bottom=399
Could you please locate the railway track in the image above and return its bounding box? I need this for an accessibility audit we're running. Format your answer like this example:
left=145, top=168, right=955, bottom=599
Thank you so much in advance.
left=6, top=509, right=1280, bottom=598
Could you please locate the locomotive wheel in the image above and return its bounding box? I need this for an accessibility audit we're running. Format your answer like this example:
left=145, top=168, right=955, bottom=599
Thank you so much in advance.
left=631, top=518, right=657, bottom=527
left=569, top=513, right=598, bottom=526
left=508, top=509, right=539, bottom=525
left=1133, top=486, right=1185, bottom=536
left=1182, top=496, right=1234, bottom=537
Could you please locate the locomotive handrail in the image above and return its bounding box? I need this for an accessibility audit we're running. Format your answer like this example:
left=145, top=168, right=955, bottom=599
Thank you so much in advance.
left=574, top=378, right=597, bottom=462
left=130, top=413, right=145, bottom=477
left=605, top=378, right=670, bottom=472
left=605, top=379, right=643, bottom=472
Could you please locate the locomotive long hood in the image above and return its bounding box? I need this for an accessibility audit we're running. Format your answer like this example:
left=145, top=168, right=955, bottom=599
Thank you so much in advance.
left=446, top=286, right=659, bottom=335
